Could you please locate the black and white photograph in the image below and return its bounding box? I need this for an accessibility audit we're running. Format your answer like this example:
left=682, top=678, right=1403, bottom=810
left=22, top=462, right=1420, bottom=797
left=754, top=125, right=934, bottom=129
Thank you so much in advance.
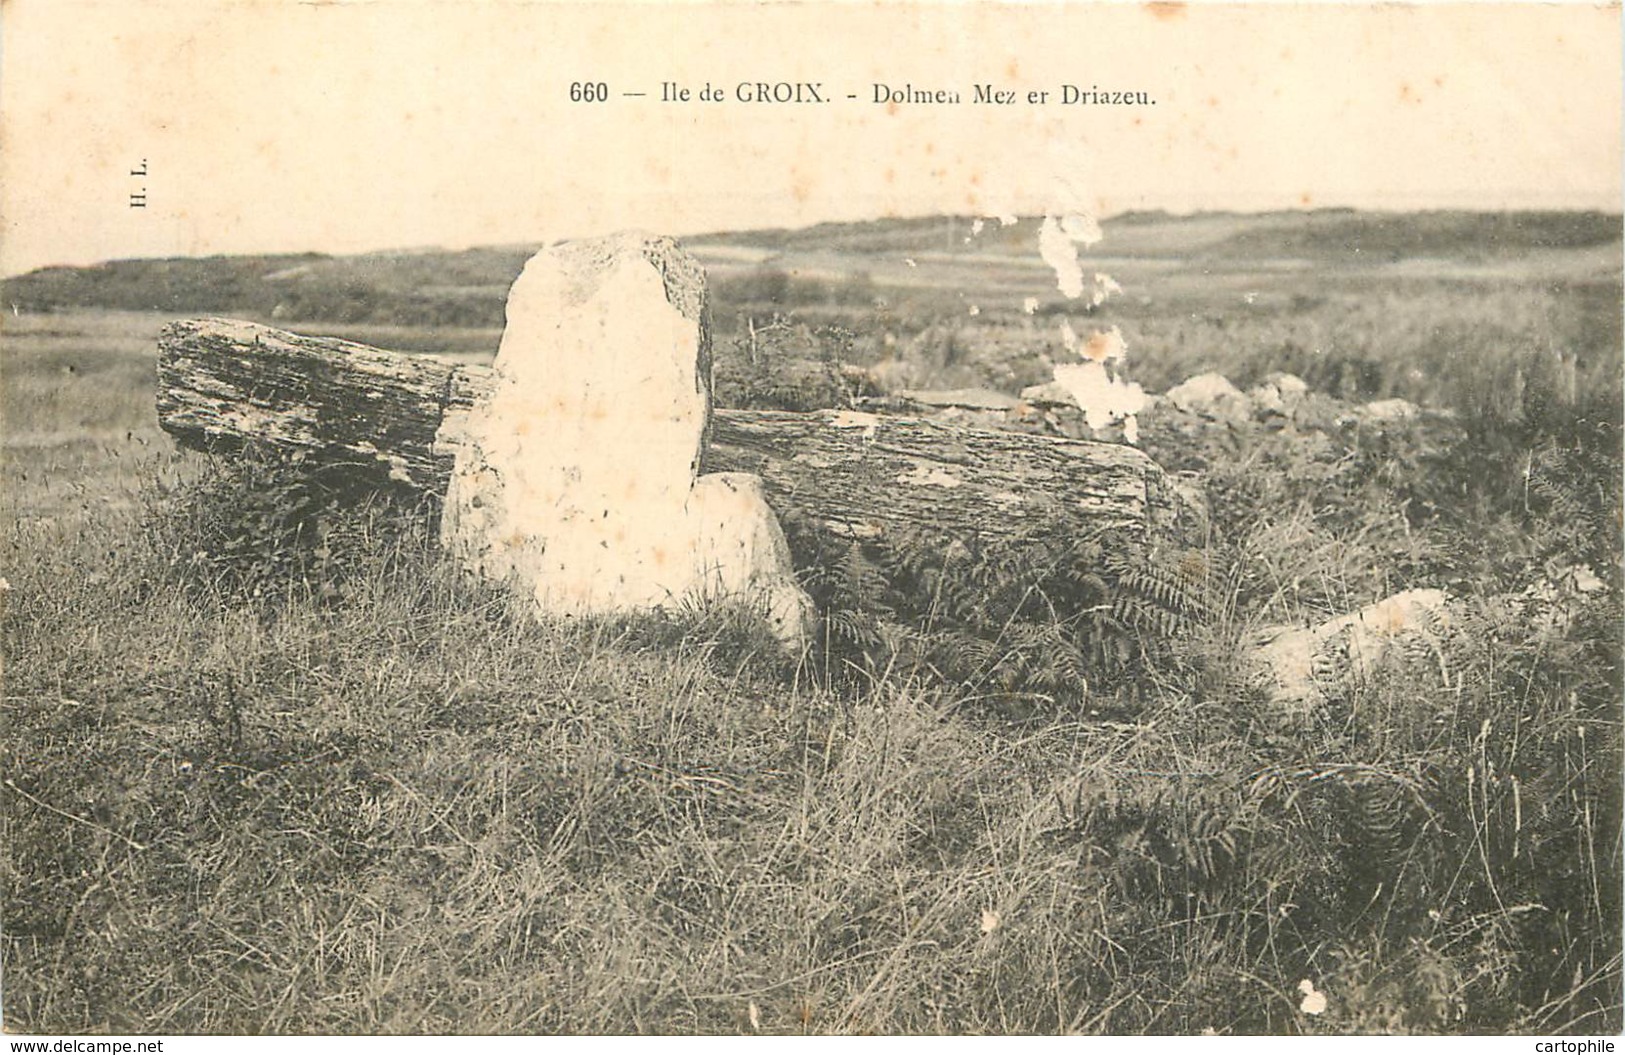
left=1, top=0, right=1620, bottom=1040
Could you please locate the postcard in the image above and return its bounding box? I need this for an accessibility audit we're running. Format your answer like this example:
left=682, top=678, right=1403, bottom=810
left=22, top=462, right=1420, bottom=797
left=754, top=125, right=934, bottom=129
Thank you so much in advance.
left=2, top=0, right=1620, bottom=1043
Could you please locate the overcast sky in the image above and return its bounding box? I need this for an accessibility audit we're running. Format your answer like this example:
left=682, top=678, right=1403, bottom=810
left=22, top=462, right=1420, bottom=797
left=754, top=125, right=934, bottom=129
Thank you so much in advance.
left=1, top=1, right=1619, bottom=276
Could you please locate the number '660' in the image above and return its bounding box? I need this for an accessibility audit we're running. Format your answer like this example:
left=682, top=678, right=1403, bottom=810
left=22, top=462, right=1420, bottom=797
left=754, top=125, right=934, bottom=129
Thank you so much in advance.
left=570, top=82, right=609, bottom=102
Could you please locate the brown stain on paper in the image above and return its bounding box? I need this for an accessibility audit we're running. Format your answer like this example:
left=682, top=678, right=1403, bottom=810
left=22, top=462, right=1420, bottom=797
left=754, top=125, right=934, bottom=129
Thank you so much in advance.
left=1082, top=331, right=1116, bottom=362
left=790, top=167, right=812, bottom=204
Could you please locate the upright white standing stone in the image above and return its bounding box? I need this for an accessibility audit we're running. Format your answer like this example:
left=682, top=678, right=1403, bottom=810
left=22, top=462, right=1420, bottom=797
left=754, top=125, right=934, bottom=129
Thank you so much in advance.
left=437, top=232, right=813, bottom=649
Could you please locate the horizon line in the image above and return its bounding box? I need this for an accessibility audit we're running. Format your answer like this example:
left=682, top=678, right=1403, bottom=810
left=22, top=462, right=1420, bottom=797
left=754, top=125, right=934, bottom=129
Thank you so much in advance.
left=5, top=203, right=1622, bottom=279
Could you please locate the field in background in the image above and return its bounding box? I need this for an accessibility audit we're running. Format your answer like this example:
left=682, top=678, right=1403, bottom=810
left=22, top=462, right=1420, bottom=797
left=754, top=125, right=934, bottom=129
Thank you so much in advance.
left=5, top=210, right=1619, bottom=526
left=2, top=211, right=1620, bottom=1035
left=6, top=209, right=1620, bottom=397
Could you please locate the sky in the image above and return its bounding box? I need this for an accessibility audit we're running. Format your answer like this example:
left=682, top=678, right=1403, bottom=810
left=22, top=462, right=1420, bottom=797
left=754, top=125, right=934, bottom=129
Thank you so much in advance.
left=0, top=0, right=1620, bottom=276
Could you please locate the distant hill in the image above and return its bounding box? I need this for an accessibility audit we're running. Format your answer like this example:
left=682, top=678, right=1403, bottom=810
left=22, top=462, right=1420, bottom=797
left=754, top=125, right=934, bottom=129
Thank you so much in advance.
left=1, top=246, right=541, bottom=327
left=4, top=210, right=1618, bottom=328
left=688, top=209, right=1623, bottom=260
left=1203, top=210, right=1622, bottom=262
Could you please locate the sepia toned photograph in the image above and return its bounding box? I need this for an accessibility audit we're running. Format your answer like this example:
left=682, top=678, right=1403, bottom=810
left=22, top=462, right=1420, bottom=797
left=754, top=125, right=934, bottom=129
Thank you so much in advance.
left=1, top=0, right=1620, bottom=1038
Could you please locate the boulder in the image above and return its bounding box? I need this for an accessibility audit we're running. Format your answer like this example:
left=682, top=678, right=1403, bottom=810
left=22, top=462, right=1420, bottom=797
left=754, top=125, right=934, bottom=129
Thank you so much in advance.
left=1165, top=372, right=1252, bottom=421
left=1247, top=372, right=1310, bottom=416
left=1356, top=397, right=1422, bottom=423
left=1271, top=372, right=1310, bottom=400
left=686, top=473, right=817, bottom=644
left=439, top=232, right=814, bottom=650
left=1518, top=563, right=1610, bottom=641
left=899, top=387, right=1022, bottom=412
left=1252, top=588, right=1452, bottom=711
left=1019, top=380, right=1076, bottom=408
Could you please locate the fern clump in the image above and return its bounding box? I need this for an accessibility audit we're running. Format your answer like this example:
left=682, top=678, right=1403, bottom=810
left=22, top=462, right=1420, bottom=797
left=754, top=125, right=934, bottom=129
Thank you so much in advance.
left=144, top=447, right=435, bottom=605
left=780, top=512, right=1213, bottom=709
left=713, top=313, right=862, bottom=411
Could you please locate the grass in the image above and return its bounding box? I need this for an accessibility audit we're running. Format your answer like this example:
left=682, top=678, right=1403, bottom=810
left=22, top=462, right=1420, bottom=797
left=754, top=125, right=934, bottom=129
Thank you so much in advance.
left=2, top=212, right=1621, bottom=1034
left=5, top=483, right=1616, bottom=1033
left=0, top=507, right=1210, bottom=1033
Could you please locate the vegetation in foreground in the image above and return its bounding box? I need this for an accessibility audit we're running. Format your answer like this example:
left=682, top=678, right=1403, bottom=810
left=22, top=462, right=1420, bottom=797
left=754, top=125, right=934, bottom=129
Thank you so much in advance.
left=4, top=420, right=1617, bottom=1034
left=2, top=211, right=1621, bottom=1034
